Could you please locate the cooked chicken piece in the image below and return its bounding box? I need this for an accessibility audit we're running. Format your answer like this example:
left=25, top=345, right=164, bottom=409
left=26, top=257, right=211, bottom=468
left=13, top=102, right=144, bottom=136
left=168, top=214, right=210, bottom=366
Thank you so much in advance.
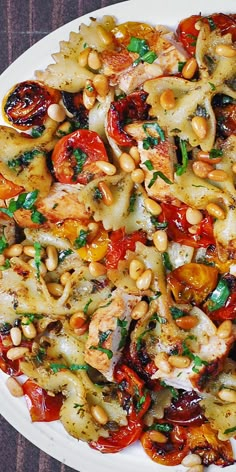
left=154, top=31, right=189, bottom=75
left=84, top=289, right=140, bottom=381
left=0, top=217, right=17, bottom=246
left=118, top=62, right=163, bottom=95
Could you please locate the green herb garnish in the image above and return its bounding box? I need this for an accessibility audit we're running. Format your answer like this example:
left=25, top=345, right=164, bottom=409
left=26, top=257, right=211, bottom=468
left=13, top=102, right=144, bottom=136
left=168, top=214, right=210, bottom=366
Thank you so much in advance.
left=0, top=259, right=10, bottom=271
left=170, top=306, right=187, bottom=320
left=162, top=252, right=172, bottom=271
left=89, top=329, right=113, bottom=359
left=128, top=192, right=136, bottom=213
left=176, top=139, right=188, bottom=176
left=58, top=248, right=73, bottom=263
left=93, top=187, right=103, bottom=201
left=31, top=126, right=45, bottom=138
left=143, top=122, right=165, bottom=142
left=224, top=426, right=236, bottom=434
left=207, top=278, right=230, bottom=312
left=34, top=242, right=42, bottom=279
left=150, top=216, right=168, bottom=230
left=74, top=229, right=89, bottom=249
left=0, top=235, right=8, bottom=254
left=148, top=171, right=173, bottom=188
left=73, top=148, right=88, bottom=180
left=208, top=82, right=216, bottom=91
left=143, top=160, right=154, bottom=171
left=147, top=422, right=173, bottom=432
left=209, top=148, right=223, bottom=159
left=117, top=318, right=128, bottom=350
left=83, top=298, right=92, bottom=314
left=7, top=149, right=40, bottom=170
left=178, top=61, right=186, bottom=72
left=160, top=380, right=179, bottom=400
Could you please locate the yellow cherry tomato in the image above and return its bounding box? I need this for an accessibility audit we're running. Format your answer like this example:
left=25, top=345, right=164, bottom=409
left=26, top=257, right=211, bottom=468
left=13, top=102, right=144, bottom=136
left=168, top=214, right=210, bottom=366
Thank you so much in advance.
left=112, top=22, right=156, bottom=47
left=78, top=227, right=109, bottom=262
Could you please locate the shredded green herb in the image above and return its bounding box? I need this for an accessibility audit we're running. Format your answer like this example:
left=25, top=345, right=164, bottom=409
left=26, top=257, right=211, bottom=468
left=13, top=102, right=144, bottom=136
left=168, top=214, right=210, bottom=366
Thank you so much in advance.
left=0, top=235, right=8, bottom=254
left=83, top=298, right=92, bottom=314
left=209, top=148, right=223, bottom=159
left=170, top=306, right=187, bottom=320
left=93, top=187, right=103, bottom=201
left=162, top=252, right=172, bottom=271
left=147, top=422, right=173, bottom=432
left=151, top=313, right=167, bottom=324
left=160, top=380, right=179, bottom=400
left=224, top=426, right=236, bottom=435
left=176, top=139, right=188, bottom=176
left=178, top=61, right=186, bottom=72
left=31, top=126, right=45, bottom=138
left=148, top=171, right=173, bottom=188
left=143, top=160, right=154, bottom=171
left=208, top=82, right=216, bottom=91
left=150, top=216, right=168, bottom=230
left=127, top=37, right=157, bottom=66
left=89, top=329, right=113, bottom=359
left=73, top=148, right=88, bottom=180
left=34, top=242, right=42, bottom=279
left=7, top=149, right=40, bottom=170
left=117, top=318, right=128, bottom=350
left=58, top=248, right=73, bottom=263
left=207, top=278, right=230, bottom=312
left=0, top=259, right=10, bottom=271
left=128, top=192, right=136, bottom=213
left=206, top=16, right=216, bottom=30
left=74, top=229, right=90, bottom=249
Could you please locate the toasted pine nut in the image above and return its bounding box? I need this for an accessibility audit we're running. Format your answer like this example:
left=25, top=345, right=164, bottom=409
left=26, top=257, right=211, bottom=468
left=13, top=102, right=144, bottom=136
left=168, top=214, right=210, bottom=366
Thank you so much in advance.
left=87, top=222, right=100, bottom=243
left=88, top=50, right=102, bottom=70
left=60, top=271, right=71, bottom=286
left=28, top=259, right=47, bottom=277
left=136, top=269, right=153, bottom=290
left=69, top=311, right=86, bottom=330
left=207, top=169, right=228, bottom=182
left=215, top=43, right=236, bottom=58
left=7, top=346, right=29, bottom=361
left=129, top=259, right=145, bottom=280
left=153, top=230, right=168, bottom=252
left=47, top=103, right=66, bottom=122
left=85, top=79, right=96, bottom=97
left=175, top=315, right=198, bottom=330
left=131, top=168, right=145, bottom=183
left=148, top=430, right=168, bottom=443
left=206, top=203, right=225, bottom=220
left=83, top=88, right=96, bottom=110
left=186, top=208, right=203, bottom=225
left=10, top=327, right=22, bottom=346
left=47, top=283, right=64, bottom=297
left=45, top=245, right=58, bottom=272
left=218, top=388, right=236, bottom=403
left=182, top=57, right=198, bottom=79
left=96, top=25, right=113, bottom=46
left=89, top=261, right=107, bottom=277
left=154, top=352, right=171, bottom=373
left=160, top=89, right=175, bottom=110
left=91, top=405, right=108, bottom=425
left=168, top=355, right=191, bottom=368
left=23, top=245, right=45, bottom=258
left=6, top=377, right=24, bottom=397
left=191, top=116, right=208, bottom=140
left=144, top=198, right=162, bottom=216
left=21, top=318, right=37, bottom=339
left=93, top=74, right=109, bottom=97
left=188, top=225, right=199, bottom=235
left=192, top=161, right=213, bottom=178
left=129, top=146, right=140, bottom=164
left=131, top=301, right=149, bottom=320
left=182, top=454, right=202, bottom=467
left=197, top=150, right=222, bottom=164
left=217, top=320, right=232, bottom=339
left=232, top=163, right=236, bottom=174
left=4, top=243, right=23, bottom=257
left=120, top=152, right=136, bottom=173
left=98, top=181, right=113, bottom=206
left=78, top=47, right=91, bottom=67
left=194, top=20, right=202, bottom=30
left=96, top=161, right=116, bottom=175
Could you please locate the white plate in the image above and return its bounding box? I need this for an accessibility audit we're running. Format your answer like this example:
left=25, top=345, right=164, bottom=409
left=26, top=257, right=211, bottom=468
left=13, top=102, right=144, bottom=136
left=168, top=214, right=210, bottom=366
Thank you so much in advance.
left=0, top=1, right=235, bottom=471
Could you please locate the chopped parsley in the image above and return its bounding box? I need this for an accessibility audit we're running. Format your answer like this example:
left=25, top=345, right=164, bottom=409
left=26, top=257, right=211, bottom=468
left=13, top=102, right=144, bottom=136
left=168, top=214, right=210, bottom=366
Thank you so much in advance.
left=208, top=82, right=216, bottom=91
left=7, top=149, right=40, bottom=170
left=50, top=363, right=88, bottom=373
left=209, top=148, right=223, bottom=159
left=143, top=122, right=165, bottom=143
left=147, top=422, right=173, bottom=432
left=178, top=61, right=186, bottom=73
left=73, top=148, right=88, bottom=180
left=83, top=298, right=92, bottom=314
left=74, top=229, right=89, bottom=249
left=89, top=329, right=113, bottom=359
left=127, top=37, right=157, bottom=66
left=207, top=278, right=230, bottom=312
left=93, top=187, right=103, bottom=201
left=150, top=216, right=168, bottom=230
left=170, top=306, right=187, bottom=320
left=160, top=380, right=179, bottom=400
left=182, top=338, right=209, bottom=373
left=128, top=192, right=136, bottom=213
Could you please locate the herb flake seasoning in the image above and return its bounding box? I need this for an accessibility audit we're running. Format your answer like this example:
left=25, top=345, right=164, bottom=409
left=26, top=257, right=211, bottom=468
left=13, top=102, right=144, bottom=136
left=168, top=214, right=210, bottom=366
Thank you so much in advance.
left=73, top=148, right=88, bottom=180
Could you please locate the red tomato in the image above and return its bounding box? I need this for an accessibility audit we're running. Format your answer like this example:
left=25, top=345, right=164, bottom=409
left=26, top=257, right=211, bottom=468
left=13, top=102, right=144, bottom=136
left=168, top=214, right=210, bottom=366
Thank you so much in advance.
left=23, top=379, right=63, bottom=422
left=159, top=203, right=215, bottom=248
left=52, top=129, right=109, bottom=185
left=107, top=91, right=150, bottom=146
left=0, top=334, right=32, bottom=376
left=208, top=292, right=236, bottom=321
left=105, top=228, right=147, bottom=269
left=164, top=391, right=205, bottom=427
left=177, top=13, right=236, bottom=55
left=3, top=81, right=60, bottom=129
left=0, top=174, right=23, bottom=200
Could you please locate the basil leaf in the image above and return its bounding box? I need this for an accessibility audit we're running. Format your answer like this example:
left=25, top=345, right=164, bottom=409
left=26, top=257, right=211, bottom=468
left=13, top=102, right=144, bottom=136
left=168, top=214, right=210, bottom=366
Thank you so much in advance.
left=34, top=242, right=42, bottom=279
left=162, top=252, right=172, bottom=271
left=209, top=148, right=223, bottom=159
left=127, top=37, right=149, bottom=56
left=176, top=139, right=188, bottom=176
left=148, top=171, right=173, bottom=188
left=148, top=422, right=173, bottom=433
left=143, top=160, right=154, bottom=171
left=89, top=345, right=113, bottom=359
left=31, top=209, right=47, bottom=224
left=170, top=306, right=187, bottom=320
left=207, top=278, right=230, bottom=312
left=150, top=216, right=168, bottom=230
left=83, top=298, right=92, bottom=314
left=74, top=229, right=89, bottom=249
left=0, top=235, right=8, bottom=254
left=224, top=426, right=236, bottom=435
left=128, top=192, right=136, bottom=213
left=73, top=148, right=88, bottom=180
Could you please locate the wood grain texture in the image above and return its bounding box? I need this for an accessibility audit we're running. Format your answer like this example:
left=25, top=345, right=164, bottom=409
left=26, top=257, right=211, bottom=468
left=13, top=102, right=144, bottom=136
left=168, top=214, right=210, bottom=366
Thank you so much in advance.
left=0, top=1, right=125, bottom=471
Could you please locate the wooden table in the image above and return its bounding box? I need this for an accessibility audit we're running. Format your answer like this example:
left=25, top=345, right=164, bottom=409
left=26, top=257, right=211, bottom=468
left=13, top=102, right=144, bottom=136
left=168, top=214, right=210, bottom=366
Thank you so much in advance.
left=0, top=1, right=124, bottom=471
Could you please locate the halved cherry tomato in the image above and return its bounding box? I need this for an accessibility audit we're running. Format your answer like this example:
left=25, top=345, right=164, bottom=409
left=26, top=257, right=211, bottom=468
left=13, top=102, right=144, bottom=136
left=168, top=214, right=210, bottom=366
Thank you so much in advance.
left=52, top=129, right=109, bottom=185
left=105, top=228, right=147, bottom=269
left=177, top=13, right=236, bottom=56
left=3, top=81, right=60, bottom=130
left=207, top=291, right=236, bottom=321
left=23, top=379, right=63, bottom=422
left=61, top=91, right=88, bottom=128
left=0, top=334, right=31, bottom=376
left=164, top=391, right=205, bottom=427
left=107, top=91, right=150, bottom=146
left=112, top=21, right=156, bottom=47
left=77, top=227, right=109, bottom=262
left=159, top=203, right=215, bottom=248
left=0, top=174, right=23, bottom=199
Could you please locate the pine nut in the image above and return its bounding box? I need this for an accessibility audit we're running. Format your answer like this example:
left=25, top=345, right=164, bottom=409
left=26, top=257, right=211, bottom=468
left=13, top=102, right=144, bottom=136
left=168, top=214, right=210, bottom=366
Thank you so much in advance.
left=91, top=405, right=108, bottom=425
left=175, top=315, right=198, bottom=330
left=207, top=169, right=228, bottom=182
left=78, top=47, right=91, bottom=67
left=154, top=352, right=171, bottom=373
left=21, top=318, right=37, bottom=339
left=60, top=271, right=71, bottom=286
left=96, top=161, right=116, bottom=175
left=192, top=161, right=213, bottom=178
left=206, top=203, right=225, bottom=220
left=6, top=377, right=24, bottom=397
left=6, top=346, right=29, bottom=361
left=129, top=259, right=145, bottom=280
left=182, top=57, right=198, bottom=79
left=131, top=301, right=149, bottom=320
left=131, top=168, right=145, bottom=183
left=119, top=152, right=136, bottom=173
left=4, top=244, right=23, bottom=257
left=232, top=163, right=236, bottom=173
left=136, top=269, right=153, bottom=290
left=88, top=50, right=102, bottom=70
left=218, top=388, right=236, bottom=403
left=191, top=116, right=208, bottom=140
left=47, top=283, right=64, bottom=297
left=187, top=466, right=204, bottom=472
left=148, top=430, right=168, bottom=443
left=10, top=327, right=22, bottom=346
left=96, top=25, right=113, bottom=46
left=83, top=88, right=96, bottom=110
left=23, top=245, right=45, bottom=258
left=168, top=355, right=191, bottom=368
left=98, top=182, right=113, bottom=206
left=93, top=74, right=109, bottom=97
left=188, top=225, right=199, bottom=235
left=217, top=320, right=232, bottom=339
left=129, top=146, right=140, bottom=164
left=160, top=89, right=175, bottom=110
left=153, top=230, right=168, bottom=252
left=186, top=208, right=203, bottom=225
left=215, top=43, right=236, bottom=58
left=69, top=311, right=86, bottom=330
left=182, top=454, right=202, bottom=467
left=144, top=198, right=162, bottom=216
left=195, top=20, right=202, bottom=30
left=87, top=222, right=100, bottom=243
left=47, top=103, right=66, bottom=122
left=197, top=150, right=222, bottom=164
left=28, top=259, right=47, bottom=277
left=89, top=261, right=107, bottom=277
left=45, top=245, right=58, bottom=272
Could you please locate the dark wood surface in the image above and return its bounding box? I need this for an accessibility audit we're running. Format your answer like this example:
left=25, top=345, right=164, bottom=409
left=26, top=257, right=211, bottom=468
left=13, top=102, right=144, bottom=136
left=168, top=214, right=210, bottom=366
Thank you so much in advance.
left=0, top=1, right=124, bottom=471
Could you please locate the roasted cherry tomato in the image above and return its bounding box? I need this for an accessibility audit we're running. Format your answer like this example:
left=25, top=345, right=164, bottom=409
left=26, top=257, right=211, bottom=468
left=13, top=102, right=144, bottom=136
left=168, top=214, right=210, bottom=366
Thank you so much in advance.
left=107, top=91, right=150, bottom=146
left=164, top=391, right=205, bottom=427
left=207, top=291, right=236, bottom=321
left=61, top=91, right=88, bottom=129
left=3, top=81, right=60, bottom=130
left=0, top=334, right=32, bottom=376
left=77, top=227, right=109, bottom=262
left=23, top=379, right=63, bottom=422
left=52, top=129, right=109, bottom=185
left=112, top=21, right=156, bottom=47
left=141, top=423, right=189, bottom=466
left=105, top=228, right=147, bottom=269
left=159, top=203, right=215, bottom=248
left=212, top=94, right=236, bottom=138
left=177, top=13, right=236, bottom=55
left=0, top=174, right=23, bottom=199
